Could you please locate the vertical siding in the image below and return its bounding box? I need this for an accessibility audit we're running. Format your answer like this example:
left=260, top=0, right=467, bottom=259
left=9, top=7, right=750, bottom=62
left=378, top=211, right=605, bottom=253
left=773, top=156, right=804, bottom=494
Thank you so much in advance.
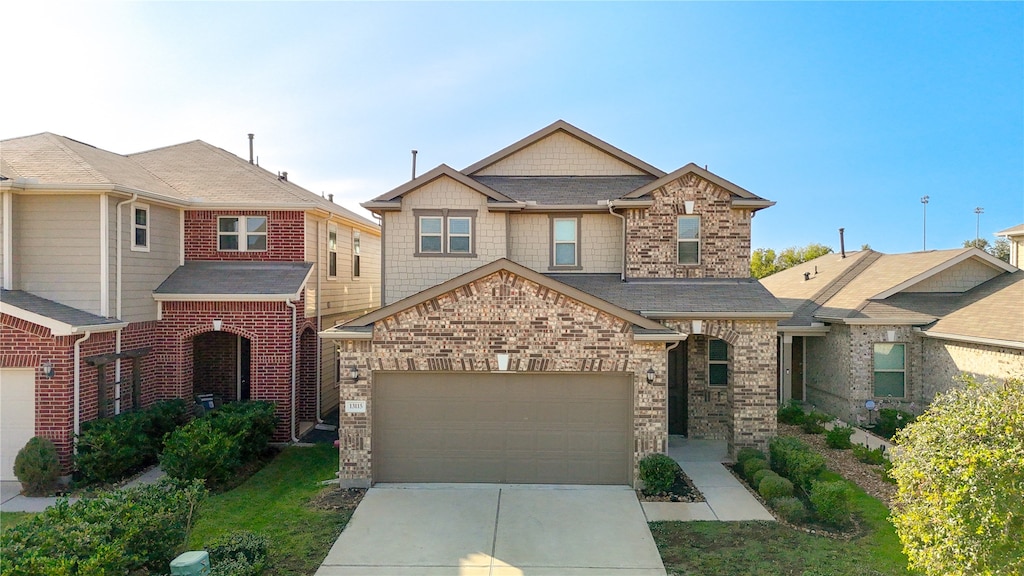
left=119, top=202, right=182, bottom=322
left=14, top=194, right=101, bottom=314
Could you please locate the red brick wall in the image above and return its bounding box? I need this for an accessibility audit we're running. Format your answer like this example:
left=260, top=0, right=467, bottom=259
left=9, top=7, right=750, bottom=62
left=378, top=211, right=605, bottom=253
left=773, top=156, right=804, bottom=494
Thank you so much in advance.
left=184, top=210, right=305, bottom=261
left=298, top=328, right=317, bottom=422
left=193, top=331, right=239, bottom=402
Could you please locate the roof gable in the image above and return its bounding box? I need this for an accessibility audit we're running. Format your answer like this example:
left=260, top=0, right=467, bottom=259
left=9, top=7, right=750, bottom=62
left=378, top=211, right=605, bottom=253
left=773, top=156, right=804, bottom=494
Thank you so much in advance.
left=622, top=163, right=772, bottom=210
left=462, top=120, right=665, bottom=177
left=369, top=164, right=515, bottom=203
left=870, top=248, right=1015, bottom=300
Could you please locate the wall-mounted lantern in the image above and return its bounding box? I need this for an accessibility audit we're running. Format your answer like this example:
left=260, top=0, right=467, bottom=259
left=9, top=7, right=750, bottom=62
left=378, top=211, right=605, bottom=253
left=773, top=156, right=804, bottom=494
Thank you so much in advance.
left=645, top=367, right=656, bottom=384
left=41, top=362, right=54, bottom=379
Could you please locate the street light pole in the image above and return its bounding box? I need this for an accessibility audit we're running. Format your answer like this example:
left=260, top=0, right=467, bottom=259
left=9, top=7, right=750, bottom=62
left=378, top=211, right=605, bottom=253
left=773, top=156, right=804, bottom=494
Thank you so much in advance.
left=920, top=196, right=929, bottom=251
left=975, top=207, right=984, bottom=243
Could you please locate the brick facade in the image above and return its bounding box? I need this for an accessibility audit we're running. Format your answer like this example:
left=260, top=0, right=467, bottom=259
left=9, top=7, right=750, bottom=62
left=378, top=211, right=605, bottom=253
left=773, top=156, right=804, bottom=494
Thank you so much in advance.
left=184, top=210, right=305, bottom=262
left=920, top=338, right=1024, bottom=397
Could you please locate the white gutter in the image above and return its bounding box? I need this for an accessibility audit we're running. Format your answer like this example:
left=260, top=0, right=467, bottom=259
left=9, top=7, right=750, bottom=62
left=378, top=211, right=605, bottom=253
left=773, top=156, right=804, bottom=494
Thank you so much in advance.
left=319, top=329, right=373, bottom=340
left=73, top=331, right=92, bottom=451
left=634, top=332, right=688, bottom=342
left=605, top=200, right=627, bottom=281
left=153, top=293, right=304, bottom=302
left=115, top=193, right=138, bottom=415
left=2, top=191, right=12, bottom=289
left=99, top=194, right=109, bottom=317
left=286, top=299, right=299, bottom=442
left=315, top=218, right=323, bottom=424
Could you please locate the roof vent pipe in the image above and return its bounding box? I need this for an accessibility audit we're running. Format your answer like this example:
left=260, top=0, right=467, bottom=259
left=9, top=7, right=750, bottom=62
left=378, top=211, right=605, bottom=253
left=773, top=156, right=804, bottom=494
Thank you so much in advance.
left=411, top=150, right=418, bottom=180
left=248, top=133, right=254, bottom=164
left=279, top=171, right=288, bottom=182
left=803, top=272, right=811, bottom=281
left=328, top=193, right=334, bottom=203
left=839, top=227, right=846, bottom=259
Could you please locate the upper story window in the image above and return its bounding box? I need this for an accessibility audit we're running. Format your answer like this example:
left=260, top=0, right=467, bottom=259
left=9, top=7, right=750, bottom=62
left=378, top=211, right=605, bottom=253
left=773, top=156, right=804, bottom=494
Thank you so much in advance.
left=873, top=343, right=905, bottom=397
left=677, top=216, right=700, bottom=265
left=415, top=209, right=476, bottom=257
left=131, top=204, right=149, bottom=252
left=352, top=230, right=361, bottom=277
left=551, top=216, right=581, bottom=269
left=708, top=338, right=729, bottom=387
left=218, top=216, right=267, bottom=251
left=328, top=224, right=338, bottom=278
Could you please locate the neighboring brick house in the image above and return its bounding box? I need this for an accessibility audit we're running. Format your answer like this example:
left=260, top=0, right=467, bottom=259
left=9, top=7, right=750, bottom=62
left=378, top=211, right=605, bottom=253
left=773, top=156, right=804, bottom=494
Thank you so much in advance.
left=321, top=121, right=789, bottom=488
left=0, top=133, right=380, bottom=478
left=762, top=247, right=1023, bottom=424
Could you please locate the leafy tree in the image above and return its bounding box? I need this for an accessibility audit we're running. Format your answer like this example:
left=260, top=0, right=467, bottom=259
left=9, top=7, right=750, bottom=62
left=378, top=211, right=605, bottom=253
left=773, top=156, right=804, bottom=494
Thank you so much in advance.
left=889, top=376, right=1024, bottom=576
left=750, top=243, right=834, bottom=278
left=963, top=237, right=1012, bottom=263
left=963, top=238, right=991, bottom=251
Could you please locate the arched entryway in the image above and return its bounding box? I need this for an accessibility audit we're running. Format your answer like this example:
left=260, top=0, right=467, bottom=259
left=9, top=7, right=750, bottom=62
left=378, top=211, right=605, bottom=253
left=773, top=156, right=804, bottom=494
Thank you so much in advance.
left=193, top=331, right=252, bottom=404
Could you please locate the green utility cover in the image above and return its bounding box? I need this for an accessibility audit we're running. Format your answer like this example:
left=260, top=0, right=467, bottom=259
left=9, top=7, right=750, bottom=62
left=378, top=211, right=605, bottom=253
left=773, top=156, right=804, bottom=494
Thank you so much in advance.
left=170, top=550, right=211, bottom=576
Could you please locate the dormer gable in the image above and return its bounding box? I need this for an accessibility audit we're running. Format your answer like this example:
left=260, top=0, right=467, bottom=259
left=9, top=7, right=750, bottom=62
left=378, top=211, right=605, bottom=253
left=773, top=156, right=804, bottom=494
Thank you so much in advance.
left=365, top=164, right=516, bottom=210
left=870, top=248, right=1016, bottom=299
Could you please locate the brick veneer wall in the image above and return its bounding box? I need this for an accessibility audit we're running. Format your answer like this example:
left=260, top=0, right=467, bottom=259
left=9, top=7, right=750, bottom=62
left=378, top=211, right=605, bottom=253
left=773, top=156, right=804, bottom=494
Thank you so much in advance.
left=193, top=331, right=238, bottom=402
left=919, top=338, right=1024, bottom=402
left=333, top=269, right=668, bottom=488
left=625, top=172, right=751, bottom=279
left=184, top=210, right=305, bottom=261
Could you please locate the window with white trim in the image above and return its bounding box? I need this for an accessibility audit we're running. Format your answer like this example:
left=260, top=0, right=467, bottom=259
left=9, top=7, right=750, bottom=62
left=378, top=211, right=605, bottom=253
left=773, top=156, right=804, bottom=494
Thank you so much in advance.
left=419, top=216, right=443, bottom=253
left=447, top=217, right=471, bottom=254
left=131, top=204, right=149, bottom=252
left=709, top=338, right=729, bottom=387
left=873, top=343, right=906, bottom=397
left=677, top=216, right=700, bottom=265
left=218, top=216, right=267, bottom=251
left=352, top=230, right=361, bottom=277
left=328, top=224, right=338, bottom=278
left=552, top=217, right=579, bottom=267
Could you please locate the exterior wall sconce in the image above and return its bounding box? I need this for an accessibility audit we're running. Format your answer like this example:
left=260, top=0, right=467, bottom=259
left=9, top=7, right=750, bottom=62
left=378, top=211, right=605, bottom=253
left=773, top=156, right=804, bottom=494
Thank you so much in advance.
left=691, top=320, right=703, bottom=335
left=349, top=366, right=361, bottom=381
left=496, top=353, right=510, bottom=371
left=41, top=362, right=54, bottom=379
left=683, top=200, right=695, bottom=215
left=212, top=319, right=223, bottom=331
left=645, top=367, right=656, bottom=384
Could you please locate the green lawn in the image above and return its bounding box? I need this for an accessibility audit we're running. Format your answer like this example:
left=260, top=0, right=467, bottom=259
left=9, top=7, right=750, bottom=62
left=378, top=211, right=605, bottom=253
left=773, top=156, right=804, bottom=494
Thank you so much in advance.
left=0, top=511, right=36, bottom=534
left=651, top=471, right=914, bottom=576
left=189, top=444, right=354, bottom=576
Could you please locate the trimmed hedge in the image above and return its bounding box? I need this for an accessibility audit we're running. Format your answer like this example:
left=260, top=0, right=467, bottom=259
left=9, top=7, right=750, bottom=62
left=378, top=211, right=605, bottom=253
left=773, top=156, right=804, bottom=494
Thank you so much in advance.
left=825, top=425, right=854, bottom=449
left=769, top=436, right=825, bottom=491
left=770, top=496, right=808, bottom=523
left=208, top=530, right=270, bottom=576
left=736, top=447, right=766, bottom=465
left=0, top=478, right=206, bottom=575
left=758, top=474, right=794, bottom=500
left=639, top=453, right=680, bottom=494
left=809, top=480, right=852, bottom=527
left=742, top=458, right=769, bottom=482
left=751, top=468, right=775, bottom=488
left=14, top=437, right=61, bottom=496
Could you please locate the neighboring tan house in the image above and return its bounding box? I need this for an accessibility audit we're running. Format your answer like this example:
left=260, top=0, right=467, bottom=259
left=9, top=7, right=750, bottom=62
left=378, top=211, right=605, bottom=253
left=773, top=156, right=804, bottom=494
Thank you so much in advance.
left=321, top=120, right=788, bottom=488
left=0, top=133, right=380, bottom=478
left=997, top=223, right=1024, bottom=268
left=762, top=247, right=1023, bottom=424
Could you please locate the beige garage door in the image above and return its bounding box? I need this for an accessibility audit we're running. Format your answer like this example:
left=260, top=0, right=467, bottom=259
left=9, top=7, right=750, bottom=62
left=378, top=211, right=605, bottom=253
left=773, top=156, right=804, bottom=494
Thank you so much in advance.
left=1, top=369, right=37, bottom=481
left=373, top=372, right=633, bottom=485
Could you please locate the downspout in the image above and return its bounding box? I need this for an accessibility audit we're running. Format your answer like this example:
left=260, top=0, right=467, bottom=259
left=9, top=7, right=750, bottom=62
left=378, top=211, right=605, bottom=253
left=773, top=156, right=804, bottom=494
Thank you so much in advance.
left=3, top=191, right=12, bottom=290
left=73, top=331, right=92, bottom=452
left=286, top=299, right=299, bottom=442
left=607, top=200, right=627, bottom=281
left=315, top=219, right=323, bottom=424
left=114, top=193, right=138, bottom=415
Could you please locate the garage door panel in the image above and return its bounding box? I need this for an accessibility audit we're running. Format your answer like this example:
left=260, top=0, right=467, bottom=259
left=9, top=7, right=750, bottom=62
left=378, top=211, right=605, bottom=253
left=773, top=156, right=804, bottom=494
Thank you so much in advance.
left=1, top=369, right=37, bottom=481
left=373, top=372, right=632, bottom=485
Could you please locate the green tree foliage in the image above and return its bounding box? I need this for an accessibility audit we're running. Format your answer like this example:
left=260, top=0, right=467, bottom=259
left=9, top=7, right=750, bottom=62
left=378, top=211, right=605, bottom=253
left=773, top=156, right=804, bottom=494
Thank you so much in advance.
left=750, top=243, right=835, bottom=279
left=963, top=237, right=1011, bottom=263
left=889, top=376, right=1024, bottom=576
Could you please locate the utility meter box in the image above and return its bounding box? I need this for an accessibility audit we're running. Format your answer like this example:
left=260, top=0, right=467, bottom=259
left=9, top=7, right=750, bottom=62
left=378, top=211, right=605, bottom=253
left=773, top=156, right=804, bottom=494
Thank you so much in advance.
left=170, top=550, right=211, bottom=576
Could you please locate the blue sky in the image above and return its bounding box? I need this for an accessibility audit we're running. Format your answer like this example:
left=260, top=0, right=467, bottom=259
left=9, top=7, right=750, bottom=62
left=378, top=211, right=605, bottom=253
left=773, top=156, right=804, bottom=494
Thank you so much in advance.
left=3, top=2, right=1021, bottom=254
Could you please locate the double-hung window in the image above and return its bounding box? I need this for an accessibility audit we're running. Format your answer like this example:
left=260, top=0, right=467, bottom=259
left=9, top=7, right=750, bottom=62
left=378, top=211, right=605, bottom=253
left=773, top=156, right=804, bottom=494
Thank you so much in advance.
left=873, top=343, right=905, bottom=397
left=352, top=230, right=361, bottom=277
left=218, top=216, right=267, bottom=251
left=709, top=338, right=729, bottom=387
left=328, top=224, right=338, bottom=278
left=419, top=216, right=443, bottom=253
left=131, top=204, right=149, bottom=252
left=551, top=216, right=580, bottom=268
left=447, top=217, right=471, bottom=254
left=415, top=210, right=476, bottom=256
left=678, top=216, right=700, bottom=265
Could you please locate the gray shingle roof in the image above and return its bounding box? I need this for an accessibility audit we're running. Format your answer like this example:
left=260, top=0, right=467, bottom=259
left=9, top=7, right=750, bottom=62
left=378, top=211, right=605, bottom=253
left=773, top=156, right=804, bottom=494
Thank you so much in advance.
left=154, top=262, right=313, bottom=298
left=545, top=274, right=789, bottom=316
left=471, top=176, right=657, bottom=205
left=1, top=290, right=123, bottom=328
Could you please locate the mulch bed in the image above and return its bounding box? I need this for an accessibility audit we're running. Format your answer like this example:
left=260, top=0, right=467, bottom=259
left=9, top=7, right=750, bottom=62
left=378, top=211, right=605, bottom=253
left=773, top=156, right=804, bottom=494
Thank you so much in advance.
left=637, top=469, right=705, bottom=503
left=310, top=487, right=366, bottom=512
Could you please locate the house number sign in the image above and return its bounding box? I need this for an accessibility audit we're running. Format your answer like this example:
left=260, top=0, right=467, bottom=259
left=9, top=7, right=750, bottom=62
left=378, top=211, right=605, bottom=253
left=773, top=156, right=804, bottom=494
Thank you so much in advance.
left=345, top=400, right=367, bottom=413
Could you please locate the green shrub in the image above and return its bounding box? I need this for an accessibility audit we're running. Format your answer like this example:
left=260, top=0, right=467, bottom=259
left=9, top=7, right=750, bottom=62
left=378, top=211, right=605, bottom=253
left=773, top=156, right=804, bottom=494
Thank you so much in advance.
left=751, top=468, right=775, bottom=488
left=770, top=496, right=808, bottom=523
left=14, top=437, right=61, bottom=496
left=208, top=530, right=269, bottom=576
left=777, top=401, right=806, bottom=425
left=809, top=480, right=851, bottom=527
left=145, top=399, right=192, bottom=451
left=851, top=444, right=887, bottom=465
left=0, top=478, right=206, bottom=574
left=207, top=401, right=277, bottom=460
left=800, top=411, right=832, bottom=434
left=759, top=474, right=794, bottom=500
left=742, top=457, right=769, bottom=482
left=75, top=409, right=152, bottom=484
left=876, top=408, right=915, bottom=440
left=638, top=453, right=679, bottom=494
left=825, top=425, right=854, bottom=449
left=735, top=447, right=765, bottom=465
left=769, top=436, right=825, bottom=490
left=160, top=418, right=241, bottom=485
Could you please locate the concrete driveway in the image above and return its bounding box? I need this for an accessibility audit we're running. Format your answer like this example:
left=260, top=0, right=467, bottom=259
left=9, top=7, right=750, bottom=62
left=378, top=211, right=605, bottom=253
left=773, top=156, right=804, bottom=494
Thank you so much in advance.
left=315, top=484, right=667, bottom=576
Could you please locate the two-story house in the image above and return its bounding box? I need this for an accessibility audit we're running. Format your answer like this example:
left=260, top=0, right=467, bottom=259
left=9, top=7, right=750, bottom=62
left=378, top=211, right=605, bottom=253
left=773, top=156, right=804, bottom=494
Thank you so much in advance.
left=321, top=121, right=789, bottom=488
left=0, top=133, right=380, bottom=478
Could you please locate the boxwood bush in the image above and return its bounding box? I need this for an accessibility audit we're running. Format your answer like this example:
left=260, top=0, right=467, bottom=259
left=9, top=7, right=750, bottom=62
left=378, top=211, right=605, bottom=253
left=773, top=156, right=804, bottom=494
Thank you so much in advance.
left=809, top=480, right=852, bottom=527
left=638, top=453, right=680, bottom=494
left=13, top=437, right=61, bottom=496
left=770, top=495, right=808, bottom=523
left=208, top=530, right=270, bottom=576
left=800, top=411, right=832, bottom=434
left=758, top=474, right=794, bottom=500
left=825, top=425, right=855, bottom=449
left=769, top=436, right=825, bottom=491
left=735, top=447, right=765, bottom=465
left=777, top=401, right=806, bottom=425
left=751, top=468, right=775, bottom=488
left=742, top=457, right=769, bottom=482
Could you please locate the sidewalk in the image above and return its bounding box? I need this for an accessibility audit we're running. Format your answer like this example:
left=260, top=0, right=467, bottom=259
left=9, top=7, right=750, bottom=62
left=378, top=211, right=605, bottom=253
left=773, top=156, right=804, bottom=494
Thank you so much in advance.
left=1, top=466, right=166, bottom=513
left=642, top=437, right=775, bottom=522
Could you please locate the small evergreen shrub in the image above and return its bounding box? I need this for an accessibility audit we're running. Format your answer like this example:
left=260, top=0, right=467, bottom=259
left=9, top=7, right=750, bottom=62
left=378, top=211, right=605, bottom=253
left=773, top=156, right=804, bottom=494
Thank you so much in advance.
left=876, top=408, right=915, bottom=440
left=206, top=401, right=277, bottom=460
left=638, top=453, right=680, bottom=494
left=742, top=457, right=769, bottom=482
left=160, top=418, right=241, bottom=485
left=758, top=474, right=794, bottom=500
left=800, top=411, right=832, bottom=434
left=769, top=436, right=826, bottom=490
left=14, top=437, right=61, bottom=496
left=752, top=468, right=775, bottom=488
left=144, top=399, right=192, bottom=451
left=76, top=410, right=151, bottom=484
left=809, top=480, right=852, bottom=527
left=777, top=401, right=806, bottom=425
left=852, top=444, right=887, bottom=465
left=825, top=425, right=854, bottom=449
left=770, top=496, right=808, bottom=523
left=208, top=530, right=269, bottom=576
left=736, top=447, right=765, bottom=465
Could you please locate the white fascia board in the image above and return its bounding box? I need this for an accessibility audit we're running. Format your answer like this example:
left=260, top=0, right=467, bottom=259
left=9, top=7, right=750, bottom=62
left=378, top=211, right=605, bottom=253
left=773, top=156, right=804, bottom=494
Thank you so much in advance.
left=634, top=332, right=687, bottom=342
left=777, top=326, right=831, bottom=336
left=917, top=329, right=1024, bottom=351
left=2, top=182, right=188, bottom=208
left=815, top=315, right=933, bottom=326
left=318, top=329, right=373, bottom=340
left=0, top=302, right=126, bottom=336
left=153, top=293, right=299, bottom=302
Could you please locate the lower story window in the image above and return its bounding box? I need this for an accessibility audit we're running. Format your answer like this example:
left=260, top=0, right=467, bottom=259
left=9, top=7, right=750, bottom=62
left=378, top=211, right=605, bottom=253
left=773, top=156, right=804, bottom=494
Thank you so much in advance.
left=708, top=338, right=729, bottom=387
left=873, top=343, right=905, bottom=397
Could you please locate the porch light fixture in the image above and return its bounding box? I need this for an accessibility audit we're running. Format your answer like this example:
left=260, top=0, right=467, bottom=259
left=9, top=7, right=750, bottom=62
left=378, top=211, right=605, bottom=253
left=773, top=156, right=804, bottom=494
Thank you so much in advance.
left=645, top=367, right=656, bottom=384
left=212, top=319, right=223, bottom=332
left=691, top=320, right=703, bottom=335
left=683, top=200, right=695, bottom=215
left=41, top=362, right=54, bottom=379
left=348, top=366, right=361, bottom=381
left=496, top=353, right=510, bottom=371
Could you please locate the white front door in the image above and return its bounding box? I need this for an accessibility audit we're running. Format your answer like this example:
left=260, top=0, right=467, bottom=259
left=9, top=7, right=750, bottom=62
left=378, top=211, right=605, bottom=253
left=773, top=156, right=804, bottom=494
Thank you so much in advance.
left=1, top=369, right=37, bottom=480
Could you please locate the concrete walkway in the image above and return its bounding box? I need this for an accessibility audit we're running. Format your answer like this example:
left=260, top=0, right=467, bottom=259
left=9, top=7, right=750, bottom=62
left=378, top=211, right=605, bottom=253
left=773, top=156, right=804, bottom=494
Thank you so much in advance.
left=316, top=484, right=667, bottom=576
left=1, top=466, right=166, bottom=513
left=642, top=437, right=774, bottom=522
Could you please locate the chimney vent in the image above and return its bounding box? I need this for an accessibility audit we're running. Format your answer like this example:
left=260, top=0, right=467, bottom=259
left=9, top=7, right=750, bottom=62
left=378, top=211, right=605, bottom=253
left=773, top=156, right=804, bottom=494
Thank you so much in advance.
left=411, top=150, right=418, bottom=180
left=328, top=193, right=334, bottom=203
left=839, top=228, right=846, bottom=259
left=278, top=171, right=288, bottom=182
left=803, top=272, right=811, bottom=281
left=248, top=134, right=254, bottom=164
